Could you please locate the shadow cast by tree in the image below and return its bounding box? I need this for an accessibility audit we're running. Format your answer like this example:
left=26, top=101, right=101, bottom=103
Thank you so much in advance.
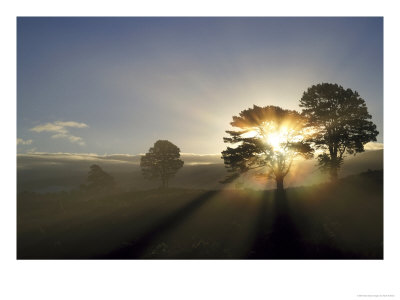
left=98, top=190, right=218, bottom=259
left=247, top=189, right=356, bottom=259
left=247, top=190, right=303, bottom=259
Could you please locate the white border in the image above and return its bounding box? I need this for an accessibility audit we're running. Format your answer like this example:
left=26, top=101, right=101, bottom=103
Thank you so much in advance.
left=2, top=1, right=399, bottom=300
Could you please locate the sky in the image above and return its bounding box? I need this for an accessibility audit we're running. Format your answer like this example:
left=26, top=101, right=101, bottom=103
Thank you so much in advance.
left=17, top=17, right=383, bottom=155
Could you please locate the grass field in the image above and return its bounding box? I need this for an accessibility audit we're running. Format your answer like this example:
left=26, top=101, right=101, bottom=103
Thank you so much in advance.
left=17, top=170, right=383, bottom=259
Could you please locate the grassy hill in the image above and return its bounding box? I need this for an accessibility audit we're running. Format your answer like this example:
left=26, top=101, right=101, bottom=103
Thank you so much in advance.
left=17, top=170, right=383, bottom=259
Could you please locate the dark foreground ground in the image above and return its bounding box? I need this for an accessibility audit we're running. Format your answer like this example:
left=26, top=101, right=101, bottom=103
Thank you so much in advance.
left=17, top=170, right=383, bottom=259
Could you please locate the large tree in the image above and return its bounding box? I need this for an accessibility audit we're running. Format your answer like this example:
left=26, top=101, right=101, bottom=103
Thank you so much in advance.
left=300, top=83, right=379, bottom=180
left=221, top=105, right=314, bottom=190
left=140, top=140, right=184, bottom=188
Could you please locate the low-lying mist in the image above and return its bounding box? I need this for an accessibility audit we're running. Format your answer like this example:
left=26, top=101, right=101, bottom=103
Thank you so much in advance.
left=17, top=150, right=383, bottom=193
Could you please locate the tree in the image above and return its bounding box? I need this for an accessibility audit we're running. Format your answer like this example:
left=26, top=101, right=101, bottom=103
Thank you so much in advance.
left=140, top=140, right=184, bottom=188
left=82, top=164, right=116, bottom=192
left=299, top=83, right=379, bottom=180
left=221, top=105, right=314, bottom=191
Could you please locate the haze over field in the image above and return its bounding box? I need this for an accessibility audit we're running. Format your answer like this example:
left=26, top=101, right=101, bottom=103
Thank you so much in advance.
left=17, top=148, right=383, bottom=192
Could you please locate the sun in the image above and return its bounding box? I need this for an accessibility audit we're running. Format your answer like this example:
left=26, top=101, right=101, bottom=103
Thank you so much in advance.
left=264, top=126, right=291, bottom=152
left=242, top=124, right=304, bottom=153
left=266, top=131, right=285, bottom=151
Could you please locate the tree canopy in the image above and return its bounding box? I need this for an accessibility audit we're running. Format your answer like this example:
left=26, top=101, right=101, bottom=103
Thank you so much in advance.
left=140, top=140, right=184, bottom=188
left=300, top=83, right=379, bottom=180
left=221, top=105, right=314, bottom=190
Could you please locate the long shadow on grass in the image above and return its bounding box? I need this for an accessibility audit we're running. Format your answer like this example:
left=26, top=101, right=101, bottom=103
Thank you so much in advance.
left=247, top=189, right=305, bottom=259
left=248, top=189, right=354, bottom=259
left=98, top=190, right=218, bottom=259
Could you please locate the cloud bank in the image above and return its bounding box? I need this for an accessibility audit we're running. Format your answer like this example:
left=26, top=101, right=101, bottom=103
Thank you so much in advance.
left=17, top=141, right=383, bottom=168
left=17, top=152, right=222, bottom=168
left=30, top=121, right=88, bottom=146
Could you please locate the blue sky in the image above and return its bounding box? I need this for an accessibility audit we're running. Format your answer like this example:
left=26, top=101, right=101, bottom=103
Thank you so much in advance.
left=17, top=17, right=383, bottom=154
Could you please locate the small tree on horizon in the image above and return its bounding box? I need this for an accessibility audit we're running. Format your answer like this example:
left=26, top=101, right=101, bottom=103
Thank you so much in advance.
left=82, top=164, right=116, bottom=193
left=300, top=83, right=379, bottom=181
left=221, top=105, right=314, bottom=191
left=140, top=140, right=184, bottom=188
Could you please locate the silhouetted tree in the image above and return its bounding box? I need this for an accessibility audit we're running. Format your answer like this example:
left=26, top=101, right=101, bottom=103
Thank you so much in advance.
left=140, top=140, right=184, bottom=188
left=300, top=83, right=379, bottom=180
left=222, top=105, right=314, bottom=190
left=81, top=164, right=115, bottom=192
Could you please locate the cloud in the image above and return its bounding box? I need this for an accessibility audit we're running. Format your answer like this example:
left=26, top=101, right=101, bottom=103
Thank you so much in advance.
left=30, top=121, right=88, bottom=146
left=51, top=133, right=68, bottom=139
left=30, top=121, right=88, bottom=133
left=26, top=147, right=37, bottom=153
left=17, top=138, right=33, bottom=145
left=53, top=121, right=88, bottom=128
left=67, top=135, right=85, bottom=145
left=180, top=153, right=222, bottom=165
left=364, top=142, right=384, bottom=151
left=16, top=152, right=223, bottom=168
left=51, top=133, right=85, bottom=146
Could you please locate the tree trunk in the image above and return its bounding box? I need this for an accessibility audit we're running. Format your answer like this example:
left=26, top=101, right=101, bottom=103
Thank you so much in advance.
left=160, top=176, right=169, bottom=189
left=329, top=156, right=339, bottom=181
left=329, top=149, right=339, bottom=182
left=276, top=177, right=284, bottom=191
left=330, top=166, right=338, bottom=181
